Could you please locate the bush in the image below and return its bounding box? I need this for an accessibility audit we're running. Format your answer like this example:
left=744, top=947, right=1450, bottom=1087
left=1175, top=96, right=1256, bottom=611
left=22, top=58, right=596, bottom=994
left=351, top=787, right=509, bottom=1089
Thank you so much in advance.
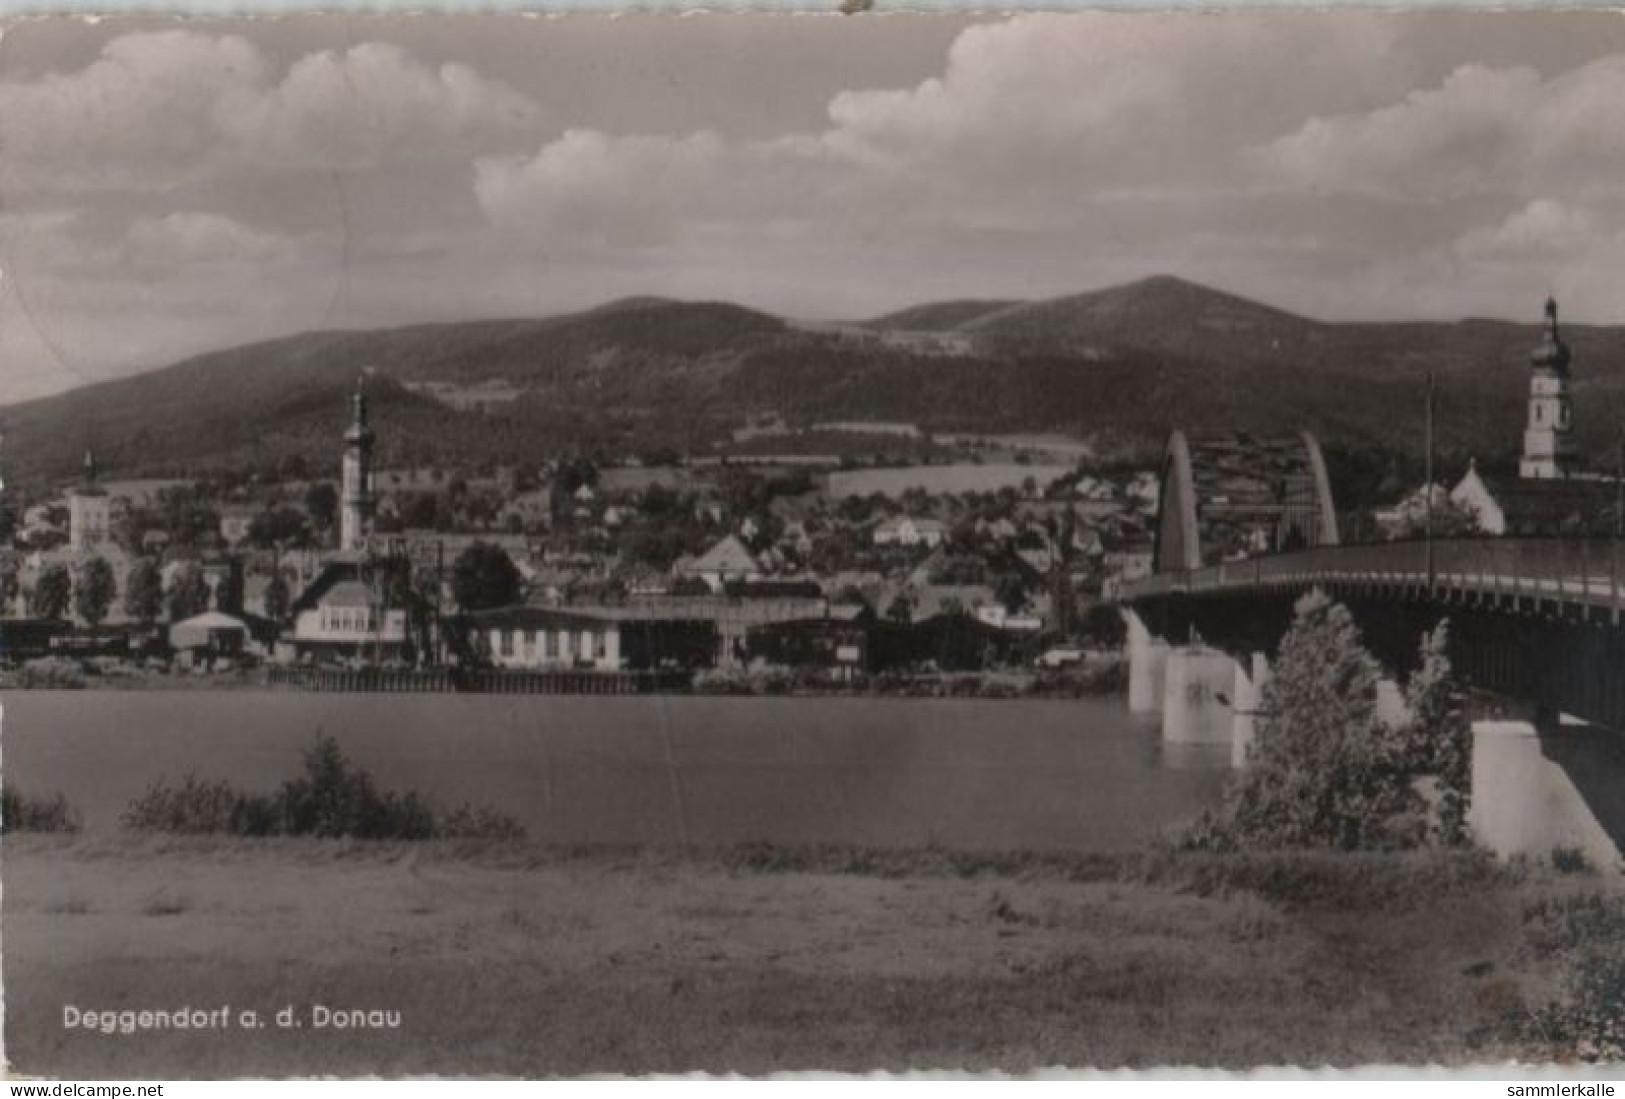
left=1, top=787, right=81, bottom=833
left=1191, top=592, right=1431, bottom=853
left=1531, top=954, right=1625, bottom=1062
left=12, top=657, right=87, bottom=689
left=276, top=735, right=436, bottom=840
left=691, top=668, right=755, bottom=695
left=122, top=734, right=525, bottom=842
left=1551, top=846, right=1593, bottom=875
left=440, top=803, right=529, bottom=841
left=122, top=773, right=275, bottom=835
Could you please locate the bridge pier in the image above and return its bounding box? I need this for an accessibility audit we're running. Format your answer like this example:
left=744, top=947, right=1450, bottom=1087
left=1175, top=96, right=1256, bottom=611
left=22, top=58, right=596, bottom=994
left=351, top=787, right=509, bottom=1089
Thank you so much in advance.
left=1125, top=610, right=1170, bottom=715
left=1161, top=645, right=1235, bottom=746
left=1469, top=720, right=1623, bottom=870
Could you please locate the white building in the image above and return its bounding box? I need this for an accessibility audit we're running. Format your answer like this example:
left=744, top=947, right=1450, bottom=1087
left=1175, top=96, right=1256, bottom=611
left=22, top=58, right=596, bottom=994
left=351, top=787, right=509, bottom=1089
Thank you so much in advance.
left=675, top=535, right=762, bottom=592
left=287, top=557, right=414, bottom=662
left=872, top=516, right=946, bottom=549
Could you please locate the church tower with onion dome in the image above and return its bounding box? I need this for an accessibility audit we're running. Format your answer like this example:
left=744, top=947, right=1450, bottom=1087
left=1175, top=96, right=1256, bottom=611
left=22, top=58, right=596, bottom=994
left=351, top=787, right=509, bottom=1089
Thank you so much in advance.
left=1519, top=296, right=1576, bottom=480
left=340, top=383, right=376, bottom=552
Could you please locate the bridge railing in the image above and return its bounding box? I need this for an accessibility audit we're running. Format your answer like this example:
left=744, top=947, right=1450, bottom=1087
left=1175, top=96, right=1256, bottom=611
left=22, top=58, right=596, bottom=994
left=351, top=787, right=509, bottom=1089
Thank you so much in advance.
left=1126, top=537, right=1625, bottom=614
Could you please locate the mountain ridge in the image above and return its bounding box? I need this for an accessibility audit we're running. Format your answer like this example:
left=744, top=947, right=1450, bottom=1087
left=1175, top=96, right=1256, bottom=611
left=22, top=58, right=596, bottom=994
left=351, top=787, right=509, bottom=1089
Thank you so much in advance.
left=5, top=276, right=1623, bottom=493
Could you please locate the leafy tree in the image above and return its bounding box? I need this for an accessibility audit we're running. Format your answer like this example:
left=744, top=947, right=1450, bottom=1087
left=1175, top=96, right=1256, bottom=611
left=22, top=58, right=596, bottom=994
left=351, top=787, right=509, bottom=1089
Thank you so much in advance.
left=885, top=591, right=915, bottom=624
left=73, top=556, right=117, bottom=626
left=994, top=572, right=1028, bottom=614
left=1078, top=603, right=1127, bottom=648
left=215, top=566, right=244, bottom=615
left=304, top=482, right=339, bottom=535
left=262, top=572, right=291, bottom=625
left=123, top=557, right=164, bottom=623
left=32, top=563, right=72, bottom=619
left=0, top=554, right=20, bottom=614
left=248, top=506, right=313, bottom=549
left=451, top=542, right=522, bottom=611
left=1219, top=591, right=1422, bottom=851
left=400, top=493, right=442, bottom=531
left=166, top=563, right=211, bottom=622
left=157, top=486, right=221, bottom=548
left=553, top=457, right=597, bottom=499
left=1403, top=620, right=1472, bottom=846
left=639, top=483, right=679, bottom=518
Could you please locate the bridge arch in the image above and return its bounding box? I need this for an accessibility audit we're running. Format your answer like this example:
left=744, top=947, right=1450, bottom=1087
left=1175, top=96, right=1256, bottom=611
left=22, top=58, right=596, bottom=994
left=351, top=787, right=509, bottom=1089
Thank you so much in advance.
left=1153, top=430, right=1340, bottom=573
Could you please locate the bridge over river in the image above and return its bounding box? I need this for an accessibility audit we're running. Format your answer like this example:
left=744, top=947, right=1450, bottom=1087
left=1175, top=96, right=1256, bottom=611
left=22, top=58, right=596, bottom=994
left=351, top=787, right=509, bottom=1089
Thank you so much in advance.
left=1118, top=432, right=1625, bottom=868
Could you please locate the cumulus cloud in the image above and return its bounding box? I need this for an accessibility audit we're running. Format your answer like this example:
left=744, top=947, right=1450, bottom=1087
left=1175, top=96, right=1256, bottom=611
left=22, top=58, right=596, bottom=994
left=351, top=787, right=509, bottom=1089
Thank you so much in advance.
left=122, top=212, right=299, bottom=266
left=1453, top=199, right=1599, bottom=262
left=10, top=13, right=1625, bottom=402
left=473, top=14, right=1418, bottom=255
left=475, top=130, right=734, bottom=247
left=1262, top=55, right=1625, bottom=202
left=219, top=42, right=544, bottom=173
left=821, top=13, right=1404, bottom=190
left=0, top=31, right=545, bottom=192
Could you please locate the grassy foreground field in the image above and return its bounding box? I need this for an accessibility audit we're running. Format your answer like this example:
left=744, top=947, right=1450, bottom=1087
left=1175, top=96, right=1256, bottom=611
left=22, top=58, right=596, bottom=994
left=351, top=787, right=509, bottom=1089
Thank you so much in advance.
left=2, top=835, right=1612, bottom=1076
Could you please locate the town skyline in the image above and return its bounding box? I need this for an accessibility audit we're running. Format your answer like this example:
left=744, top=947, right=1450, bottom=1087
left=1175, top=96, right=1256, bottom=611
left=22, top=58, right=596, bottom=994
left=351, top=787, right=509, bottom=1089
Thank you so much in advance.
left=5, top=11, right=1625, bottom=404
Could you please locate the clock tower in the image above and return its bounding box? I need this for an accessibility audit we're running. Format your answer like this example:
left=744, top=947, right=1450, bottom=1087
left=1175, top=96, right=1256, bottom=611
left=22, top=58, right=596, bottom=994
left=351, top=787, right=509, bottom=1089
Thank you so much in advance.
left=1519, top=296, right=1575, bottom=481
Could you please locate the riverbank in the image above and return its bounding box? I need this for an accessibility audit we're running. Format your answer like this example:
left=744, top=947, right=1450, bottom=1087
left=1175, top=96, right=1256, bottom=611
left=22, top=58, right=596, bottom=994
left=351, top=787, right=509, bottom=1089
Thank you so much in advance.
left=4, top=834, right=1605, bottom=1075
left=1, top=656, right=1125, bottom=698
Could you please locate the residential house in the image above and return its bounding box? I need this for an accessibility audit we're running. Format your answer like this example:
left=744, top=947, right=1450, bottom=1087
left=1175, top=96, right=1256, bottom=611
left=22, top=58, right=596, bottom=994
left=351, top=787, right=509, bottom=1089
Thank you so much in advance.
left=872, top=516, right=946, bottom=549
left=464, top=604, right=717, bottom=672
left=1447, top=463, right=1619, bottom=536
left=674, top=535, right=762, bottom=592
left=286, top=555, right=416, bottom=663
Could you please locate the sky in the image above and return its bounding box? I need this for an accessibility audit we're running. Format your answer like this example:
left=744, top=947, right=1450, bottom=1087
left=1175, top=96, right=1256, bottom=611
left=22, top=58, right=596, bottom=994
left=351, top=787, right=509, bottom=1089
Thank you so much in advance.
left=3, top=11, right=1625, bottom=404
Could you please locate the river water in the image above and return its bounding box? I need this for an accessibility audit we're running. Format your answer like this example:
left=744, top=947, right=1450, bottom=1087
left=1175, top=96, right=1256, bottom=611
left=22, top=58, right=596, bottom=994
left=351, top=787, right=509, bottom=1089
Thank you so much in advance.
left=1, top=692, right=1229, bottom=851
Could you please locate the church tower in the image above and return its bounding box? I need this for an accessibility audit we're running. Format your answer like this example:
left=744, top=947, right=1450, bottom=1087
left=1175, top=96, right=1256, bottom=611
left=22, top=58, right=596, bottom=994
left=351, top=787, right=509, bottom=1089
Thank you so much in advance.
left=1519, top=296, right=1576, bottom=480
left=340, top=384, right=376, bottom=551
left=68, top=447, right=111, bottom=552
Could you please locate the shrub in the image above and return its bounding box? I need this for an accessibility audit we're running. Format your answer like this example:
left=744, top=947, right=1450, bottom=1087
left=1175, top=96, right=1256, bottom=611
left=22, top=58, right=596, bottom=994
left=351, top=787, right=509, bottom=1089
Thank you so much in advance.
left=1194, top=591, right=1426, bottom=852
left=122, top=733, right=524, bottom=842
left=1190, top=604, right=1477, bottom=857
left=122, top=773, right=263, bottom=835
left=440, top=803, right=529, bottom=841
left=13, top=657, right=87, bottom=689
left=976, top=678, right=1020, bottom=699
left=1402, top=620, right=1472, bottom=845
left=276, top=735, right=436, bottom=840
left=1530, top=954, right=1625, bottom=1062
left=1524, top=891, right=1625, bottom=959
left=691, top=668, right=755, bottom=695
left=1, top=787, right=81, bottom=833
left=1550, top=846, right=1594, bottom=875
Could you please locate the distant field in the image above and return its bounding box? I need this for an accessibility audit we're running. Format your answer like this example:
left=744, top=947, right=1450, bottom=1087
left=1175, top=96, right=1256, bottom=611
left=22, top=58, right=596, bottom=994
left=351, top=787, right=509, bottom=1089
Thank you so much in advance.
left=3, top=837, right=1579, bottom=1076
left=596, top=466, right=701, bottom=493
left=937, top=434, right=1094, bottom=461
left=827, top=463, right=1073, bottom=498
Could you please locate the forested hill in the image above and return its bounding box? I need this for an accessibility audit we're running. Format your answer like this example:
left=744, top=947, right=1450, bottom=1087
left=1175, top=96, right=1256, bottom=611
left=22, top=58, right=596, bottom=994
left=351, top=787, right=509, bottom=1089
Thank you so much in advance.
left=6, top=277, right=1624, bottom=492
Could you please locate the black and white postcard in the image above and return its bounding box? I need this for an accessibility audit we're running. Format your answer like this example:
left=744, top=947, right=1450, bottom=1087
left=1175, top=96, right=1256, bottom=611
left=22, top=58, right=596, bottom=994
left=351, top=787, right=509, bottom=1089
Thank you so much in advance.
left=3, top=10, right=1625, bottom=1079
